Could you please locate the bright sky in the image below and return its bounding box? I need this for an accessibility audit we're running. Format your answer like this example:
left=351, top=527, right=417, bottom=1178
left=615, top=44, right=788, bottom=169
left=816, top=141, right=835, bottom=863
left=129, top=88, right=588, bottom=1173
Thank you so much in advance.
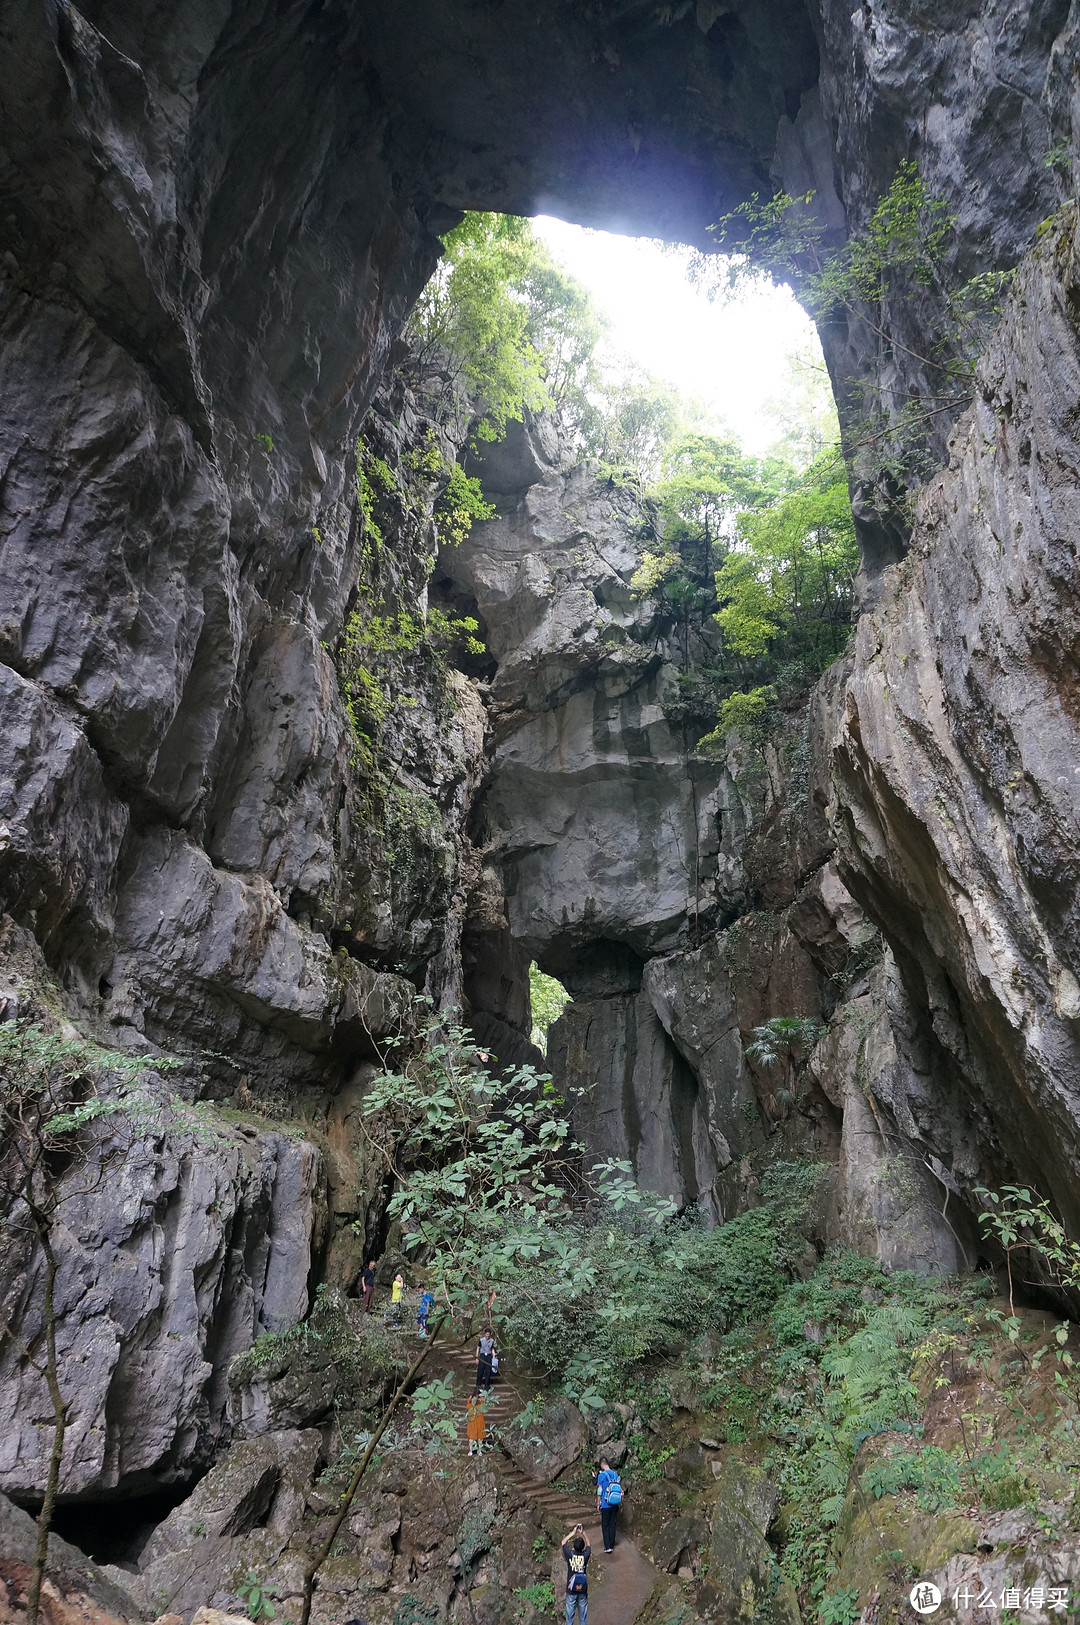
left=533, top=215, right=822, bottom=457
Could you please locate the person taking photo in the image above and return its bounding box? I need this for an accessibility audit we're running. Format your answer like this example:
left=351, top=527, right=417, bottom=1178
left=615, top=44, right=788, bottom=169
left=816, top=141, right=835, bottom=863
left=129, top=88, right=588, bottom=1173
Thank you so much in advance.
left=561, top=1524, right=590, bottom=1625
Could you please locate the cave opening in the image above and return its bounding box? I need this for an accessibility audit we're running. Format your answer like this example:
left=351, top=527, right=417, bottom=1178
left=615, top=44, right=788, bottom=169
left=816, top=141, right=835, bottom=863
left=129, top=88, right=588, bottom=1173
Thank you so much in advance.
left=46, top=1482, right=200, bottom=1569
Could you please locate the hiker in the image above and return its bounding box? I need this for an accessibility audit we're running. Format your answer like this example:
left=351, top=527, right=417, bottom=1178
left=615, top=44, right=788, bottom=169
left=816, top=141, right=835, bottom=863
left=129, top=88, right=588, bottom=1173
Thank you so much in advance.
left=360, top=1260, right=376, bottom=1315
left=561, top=1525, right=590, bottom=1625
left=596, top=1456, right=623, bottom=1552
left=386, top=1272, right=404, bottom=1327
left=476, top=1327, right=496, bottom=1389
left=466, top=1389, right=487, bottom=1456
left=417, top=1287, right=434, bottom=1338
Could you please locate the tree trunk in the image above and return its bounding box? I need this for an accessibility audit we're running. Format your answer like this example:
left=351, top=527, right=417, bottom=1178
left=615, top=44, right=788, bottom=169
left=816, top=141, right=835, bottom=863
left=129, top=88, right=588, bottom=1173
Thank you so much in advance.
left=27, top=1224, right=66, bottom=1625
left=299, top=1315, right=445, bottom=1625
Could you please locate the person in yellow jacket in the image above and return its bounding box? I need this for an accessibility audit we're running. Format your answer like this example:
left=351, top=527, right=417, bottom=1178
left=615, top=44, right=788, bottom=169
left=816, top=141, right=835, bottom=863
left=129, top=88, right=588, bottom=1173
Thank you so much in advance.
left=386, top=1272, right=404, bottom=1327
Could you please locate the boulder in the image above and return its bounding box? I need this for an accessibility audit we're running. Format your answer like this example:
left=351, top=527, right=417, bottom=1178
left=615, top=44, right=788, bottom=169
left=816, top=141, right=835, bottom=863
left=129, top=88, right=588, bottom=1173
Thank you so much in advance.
left=141, top=1431, right=321, bottom=1568
left=712, top=1463, right=779, bottom=1538
left=0, top=1491, right=143, bottom=1621
left=130, top=1432, right=321, bottom=1619
left=505, top=1398, right=588, bottom=1485
left=705, top=1500, right=799, bottom=1625
left=663, top=1443, right=708, bottom=1487
left=684, top=1463, right=797, bottom=1625
left=654, top=1514, right=709, bottom=1574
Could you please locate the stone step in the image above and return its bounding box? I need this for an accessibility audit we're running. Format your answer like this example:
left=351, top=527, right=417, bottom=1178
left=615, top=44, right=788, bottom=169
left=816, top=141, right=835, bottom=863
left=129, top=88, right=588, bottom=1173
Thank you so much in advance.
left=429, top=1339, right=595, bottom=1526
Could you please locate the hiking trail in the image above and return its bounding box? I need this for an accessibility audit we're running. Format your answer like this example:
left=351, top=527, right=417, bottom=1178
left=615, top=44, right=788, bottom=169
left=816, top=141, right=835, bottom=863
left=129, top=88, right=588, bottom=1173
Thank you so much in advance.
left=428, top=1334, right=656, bottom=1625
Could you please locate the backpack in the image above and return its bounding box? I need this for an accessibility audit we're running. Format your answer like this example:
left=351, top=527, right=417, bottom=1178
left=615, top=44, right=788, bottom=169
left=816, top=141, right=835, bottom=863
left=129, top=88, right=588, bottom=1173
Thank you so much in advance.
left=567, top=1560, right=588, bottom=1594
left=602, top=1475, right=623, bottom=1506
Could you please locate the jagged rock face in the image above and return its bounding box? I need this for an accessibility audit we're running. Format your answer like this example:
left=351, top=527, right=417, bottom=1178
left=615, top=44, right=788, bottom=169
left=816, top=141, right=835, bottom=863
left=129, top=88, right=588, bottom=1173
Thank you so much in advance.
left=0, top=1, right=474, bottom=1091
left=1, top=0, right=1080, bottom=1519
left=445, top=423, right=740, bottom=980
left=0, top=1104, right=325, bottom=1502
left=791, top=0, right=1071, bottom=573
left=831, top=211, right=1080, bottom=1235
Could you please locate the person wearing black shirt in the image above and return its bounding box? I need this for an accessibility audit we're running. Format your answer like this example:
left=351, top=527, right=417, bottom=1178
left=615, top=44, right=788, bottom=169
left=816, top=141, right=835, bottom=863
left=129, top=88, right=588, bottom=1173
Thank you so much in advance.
left=360, top=1262, right=376, bottom=1315
left=561, top=1526, right=590, bottom=1625
left=476, top=1329, right=496, bottom=1389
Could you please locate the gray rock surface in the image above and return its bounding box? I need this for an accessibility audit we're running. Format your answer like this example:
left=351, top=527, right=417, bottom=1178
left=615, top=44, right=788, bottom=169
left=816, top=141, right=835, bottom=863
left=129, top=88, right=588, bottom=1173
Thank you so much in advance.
left=832, top=211, right=1080, bottom=1238
left=445, top=448, right=735, bottom=974
left=0, top=1106, right=325, bottom=1501
left=504, top=1396, right=588, bottom=1486
left=124, top=1430, right=322, bottom=1618
left=809, top=959, right=974, bottom=1275
left=0, top=1491, right=143, bottom=1620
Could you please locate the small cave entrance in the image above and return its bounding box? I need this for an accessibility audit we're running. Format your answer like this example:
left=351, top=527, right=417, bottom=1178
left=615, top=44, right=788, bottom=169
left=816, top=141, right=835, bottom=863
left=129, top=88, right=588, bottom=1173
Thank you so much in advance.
left=47, top=1481, right=199, bottom=1568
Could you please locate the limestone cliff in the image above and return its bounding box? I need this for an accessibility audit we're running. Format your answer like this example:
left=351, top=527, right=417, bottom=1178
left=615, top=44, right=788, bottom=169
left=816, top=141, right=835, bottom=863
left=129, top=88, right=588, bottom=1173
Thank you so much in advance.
left=1, top=0, right=1080, bottom=1523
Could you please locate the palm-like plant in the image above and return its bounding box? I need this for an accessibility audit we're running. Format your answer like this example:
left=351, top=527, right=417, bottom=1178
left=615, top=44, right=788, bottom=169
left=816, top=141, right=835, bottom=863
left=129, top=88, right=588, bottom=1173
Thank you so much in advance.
left=743, top=1016, right=825, bottom=1114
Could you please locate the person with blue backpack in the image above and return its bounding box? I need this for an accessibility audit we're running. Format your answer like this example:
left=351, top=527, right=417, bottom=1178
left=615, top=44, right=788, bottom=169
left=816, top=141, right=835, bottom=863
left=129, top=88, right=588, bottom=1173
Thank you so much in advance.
left=561, top=1524, right=590, bottom=1625
left=596, top=1456, right=623, bottom=1552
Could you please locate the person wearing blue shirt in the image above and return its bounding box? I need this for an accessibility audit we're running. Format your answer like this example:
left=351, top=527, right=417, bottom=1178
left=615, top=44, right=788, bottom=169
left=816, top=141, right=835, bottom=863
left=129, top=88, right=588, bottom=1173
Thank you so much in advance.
left=596, top=1457, right=622, bottom=1552
left=416, top=1290, right=434, bottom=1337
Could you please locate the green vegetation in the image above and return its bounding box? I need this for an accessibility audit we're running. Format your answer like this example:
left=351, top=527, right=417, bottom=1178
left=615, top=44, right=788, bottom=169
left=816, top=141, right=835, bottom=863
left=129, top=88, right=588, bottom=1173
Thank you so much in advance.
left=337, top=429, right=488, bottom=927
left=410, top=213, right=604, bottom=442
left=627, top=426, right=856, bottom=752
left=713, top=448, right=857, bottom=666
left=743, top=1016, right=825, bottom=1070
left=229, top=1283, right=408, bottom=1391
left=690, top=1247, right=1080, bottom=1612
left=975, top=1182, right=1080, bottom=1313
left=514, top=1581, right=556, bottom=1616
left=236, top=1570, right=279, bottom=1622
left=630, top=431, right=792, bottom=661
left=707, top=161, right=1015, bottom=504
left=529, top=963, right=571, bottom=1050
left=413, top=212, right=731, bottom=478
left=359, top=1008, right=824, bottom=1400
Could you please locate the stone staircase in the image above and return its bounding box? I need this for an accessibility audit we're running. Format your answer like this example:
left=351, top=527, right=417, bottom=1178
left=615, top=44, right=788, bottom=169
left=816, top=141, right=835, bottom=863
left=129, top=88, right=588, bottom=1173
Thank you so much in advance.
left=428, top=1333, right=596, bottom=1528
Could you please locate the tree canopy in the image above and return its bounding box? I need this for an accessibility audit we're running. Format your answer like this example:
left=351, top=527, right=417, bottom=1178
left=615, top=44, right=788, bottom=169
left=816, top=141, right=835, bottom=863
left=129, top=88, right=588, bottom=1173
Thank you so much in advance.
left=714, top=446, right=858, bottom=666
left=411, top=209, right=860, bottom=734
left=410, top=213, right=606, bottom=441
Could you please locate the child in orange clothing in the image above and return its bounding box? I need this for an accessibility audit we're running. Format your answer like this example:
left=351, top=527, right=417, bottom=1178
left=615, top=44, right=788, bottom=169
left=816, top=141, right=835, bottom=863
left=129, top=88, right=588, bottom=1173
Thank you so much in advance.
left=466, top=1390, right=487, bottom=1456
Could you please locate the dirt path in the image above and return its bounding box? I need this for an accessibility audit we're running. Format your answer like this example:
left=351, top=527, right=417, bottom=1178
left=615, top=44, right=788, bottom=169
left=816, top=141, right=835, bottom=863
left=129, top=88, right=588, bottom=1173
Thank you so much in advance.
left=582, top=1537, right=656, bottom=1625
left=428, top=1334, right=657, bottom=1625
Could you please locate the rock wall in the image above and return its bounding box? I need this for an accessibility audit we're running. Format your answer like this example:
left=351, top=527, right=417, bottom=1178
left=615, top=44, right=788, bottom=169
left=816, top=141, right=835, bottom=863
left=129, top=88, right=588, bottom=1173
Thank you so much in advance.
left=0, top=1091, right=325, bottom=1502
left=832, top=207, right=1080, bottom=1237
left=3, top=0, right=1080, bottom=1511
left=443, top=422, right=735, bottom=979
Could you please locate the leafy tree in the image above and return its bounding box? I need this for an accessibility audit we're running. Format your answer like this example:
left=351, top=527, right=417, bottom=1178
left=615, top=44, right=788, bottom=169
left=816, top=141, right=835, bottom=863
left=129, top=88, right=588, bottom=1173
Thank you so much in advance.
left=529, top=963, right=571, bottom=1051
left=410, top=213, right=548, bottom=439
left=763, top=346, right=841, bottom=471
left=714, top=446, right=858, bottom=668
left=356, top=1002, right=830, bottom=1409
left=582, top=371, right=684, bottom=480
left=696, top=684, right=778, bottom=759
left=410, top=213, right=606, bottom=443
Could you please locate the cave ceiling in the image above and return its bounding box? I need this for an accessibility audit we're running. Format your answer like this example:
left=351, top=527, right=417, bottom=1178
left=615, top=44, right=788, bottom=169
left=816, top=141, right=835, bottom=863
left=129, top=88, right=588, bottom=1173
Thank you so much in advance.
left=349, top=0, right=823, bottom=242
